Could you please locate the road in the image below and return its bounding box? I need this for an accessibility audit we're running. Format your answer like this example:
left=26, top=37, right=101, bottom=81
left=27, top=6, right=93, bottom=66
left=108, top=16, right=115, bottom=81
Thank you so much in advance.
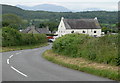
left=2, top=43, right=114, bottom=81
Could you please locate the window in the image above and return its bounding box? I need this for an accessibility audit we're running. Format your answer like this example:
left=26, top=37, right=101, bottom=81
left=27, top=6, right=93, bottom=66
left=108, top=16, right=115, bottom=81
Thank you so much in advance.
left=94, top=31, right=96, bottom=33
left=83, top=31, right=85, bottom=33
left=94, top=35, right=97, bottom=37
left=71, top=31, right=74, bottom=33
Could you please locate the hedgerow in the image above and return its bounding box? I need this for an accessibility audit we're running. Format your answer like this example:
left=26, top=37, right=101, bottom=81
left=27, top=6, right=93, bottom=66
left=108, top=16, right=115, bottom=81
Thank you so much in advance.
left=52, top=34, right=118, bottom=66
left=2, top=27, right=47, bottom=47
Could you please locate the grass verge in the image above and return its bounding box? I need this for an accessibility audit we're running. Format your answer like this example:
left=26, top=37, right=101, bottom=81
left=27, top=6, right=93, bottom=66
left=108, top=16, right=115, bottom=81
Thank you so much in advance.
left=1, top=43, right=48, bottom=52
left=42, top=50, right=119, bottom=81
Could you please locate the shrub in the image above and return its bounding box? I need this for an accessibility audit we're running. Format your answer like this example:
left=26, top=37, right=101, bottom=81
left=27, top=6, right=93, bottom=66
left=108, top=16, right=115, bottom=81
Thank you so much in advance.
left=2, top=27, right=47, bottom=47
left=53, top=34, right=118, bottom=66
left=2, top=27, right=22, bottom=46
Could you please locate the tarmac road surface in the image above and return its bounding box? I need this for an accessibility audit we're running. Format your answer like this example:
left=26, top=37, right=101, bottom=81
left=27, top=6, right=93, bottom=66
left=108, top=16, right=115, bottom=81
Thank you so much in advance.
left=2, top=43, right=114, bottom=81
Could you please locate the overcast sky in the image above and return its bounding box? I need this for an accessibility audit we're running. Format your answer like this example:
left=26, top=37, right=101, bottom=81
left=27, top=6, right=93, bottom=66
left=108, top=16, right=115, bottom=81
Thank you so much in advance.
left=1, top=0, right=119, bottom=11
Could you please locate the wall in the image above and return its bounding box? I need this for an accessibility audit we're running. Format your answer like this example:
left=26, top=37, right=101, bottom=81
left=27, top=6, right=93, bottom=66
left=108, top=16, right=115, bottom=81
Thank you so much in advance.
left=57, top=18, right=101, bottom=37
left=58, top=29, right=101, bottom=37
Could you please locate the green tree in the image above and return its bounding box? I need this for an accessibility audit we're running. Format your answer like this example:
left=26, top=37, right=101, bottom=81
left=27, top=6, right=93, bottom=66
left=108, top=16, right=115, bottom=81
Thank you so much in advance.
left=102, top=27, right=112, bottom=34
left=2, top=14, right=28, bottom=30
left=38, top=22, right=58, bottom=32
left=39, top=23, right=46, bottom=28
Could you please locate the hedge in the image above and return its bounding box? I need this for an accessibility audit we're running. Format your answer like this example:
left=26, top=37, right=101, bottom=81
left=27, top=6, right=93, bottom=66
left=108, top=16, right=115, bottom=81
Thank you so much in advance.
left=2, top=27, right=47, bottom=47
left=52, top=34, right=118, bottom=66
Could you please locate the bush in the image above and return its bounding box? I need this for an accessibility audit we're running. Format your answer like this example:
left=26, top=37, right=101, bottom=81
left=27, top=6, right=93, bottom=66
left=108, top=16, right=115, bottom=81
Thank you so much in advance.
left=53, top=34, right=118, bottom=66
left=2, top=14, right=28, bottom=30
left=2, top=27, right=47, bottom=47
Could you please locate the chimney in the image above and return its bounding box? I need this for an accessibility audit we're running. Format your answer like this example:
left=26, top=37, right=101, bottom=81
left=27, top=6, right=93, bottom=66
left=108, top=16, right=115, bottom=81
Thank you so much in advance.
left=94, top=17, right=97, bottom=20
left=61, top=17, right=64, bottom=20
left=46, top=26, right=49, bottom=30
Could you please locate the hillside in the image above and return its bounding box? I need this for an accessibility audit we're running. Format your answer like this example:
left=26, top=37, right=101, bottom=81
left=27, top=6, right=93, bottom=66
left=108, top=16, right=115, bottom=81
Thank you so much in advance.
left=2, top=4, right=25, bottom=17
left=16, top=4, right=70, bottom=12
left=2, top=4, right=118, bottom=24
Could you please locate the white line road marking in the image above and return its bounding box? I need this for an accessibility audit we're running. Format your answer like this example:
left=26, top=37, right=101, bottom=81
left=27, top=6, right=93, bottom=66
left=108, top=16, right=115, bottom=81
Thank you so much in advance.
left=34, top=49, right=38, bottom=51
left=7, top=53, right=28, bottom=77
left=7, top=59, right=10, bottom=64
left=11, top=66, right=28, bottom=77
left=9, top=55, right=13, bottom=58
left=16, top=53, right=19, bottom=55
left=19, top=52, right=22, bottom=53
left=16, top=52, right=22, bottom=55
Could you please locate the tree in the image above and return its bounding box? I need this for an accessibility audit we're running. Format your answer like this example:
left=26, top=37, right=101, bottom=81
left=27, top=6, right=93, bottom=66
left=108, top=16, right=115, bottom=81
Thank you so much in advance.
left=38, top=22, right=58, bottom=32
left=102, top=27, right=112, bottom=34
left=39, top=23, right=46, bottom=28
left=2, top=14, right=28, bottom=30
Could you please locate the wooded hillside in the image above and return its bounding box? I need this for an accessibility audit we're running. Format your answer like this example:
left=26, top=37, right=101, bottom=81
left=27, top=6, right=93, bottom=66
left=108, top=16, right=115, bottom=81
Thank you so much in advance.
left=2, top=4, right=118, bottom=24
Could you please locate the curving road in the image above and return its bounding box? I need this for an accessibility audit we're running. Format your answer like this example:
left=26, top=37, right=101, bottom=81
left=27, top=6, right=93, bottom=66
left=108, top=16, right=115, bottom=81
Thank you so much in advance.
left=2, top=43, right=114, bottom=81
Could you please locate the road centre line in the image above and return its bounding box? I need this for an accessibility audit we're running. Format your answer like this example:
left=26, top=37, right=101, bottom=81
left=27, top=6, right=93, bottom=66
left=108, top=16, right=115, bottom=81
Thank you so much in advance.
left=7, top=53, right=28, bottom=77
left=16, top=52, right=21, bottom=55
left=7, top=59, right=10, bottom=64
left=11, top=66, right=28, bottom=77
left=9, top=55, right=13, bottom=58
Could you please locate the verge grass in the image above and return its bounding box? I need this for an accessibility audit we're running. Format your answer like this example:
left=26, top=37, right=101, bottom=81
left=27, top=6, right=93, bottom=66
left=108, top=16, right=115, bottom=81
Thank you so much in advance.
left=1, top=43, right=48, bottom=52
left=52, top=34, right=118, bottom=66
left=43, top=50, right=119, bottom=81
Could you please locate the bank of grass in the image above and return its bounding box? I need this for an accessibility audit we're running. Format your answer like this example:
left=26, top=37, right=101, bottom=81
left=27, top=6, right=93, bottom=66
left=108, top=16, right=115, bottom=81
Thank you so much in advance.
left=43, top=50, right=119, bottom=81
left=53, top=34, right=118, bottom=66
left=1, top=43, right=48, bottom=52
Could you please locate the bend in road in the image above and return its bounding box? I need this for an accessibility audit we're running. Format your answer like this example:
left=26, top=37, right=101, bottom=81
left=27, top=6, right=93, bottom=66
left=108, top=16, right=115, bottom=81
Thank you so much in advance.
left=2, top=43, right=114, bottom=81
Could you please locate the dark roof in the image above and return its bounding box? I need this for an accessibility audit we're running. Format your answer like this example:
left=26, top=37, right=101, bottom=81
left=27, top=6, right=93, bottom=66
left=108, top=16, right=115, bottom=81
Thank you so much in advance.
left=21, top=26, right=50, bottom=34
left=63, top=19, right=101, bottom=29
left=21, top=27, right=31, bottom=33
left=36, top=28, right=50, bottom=34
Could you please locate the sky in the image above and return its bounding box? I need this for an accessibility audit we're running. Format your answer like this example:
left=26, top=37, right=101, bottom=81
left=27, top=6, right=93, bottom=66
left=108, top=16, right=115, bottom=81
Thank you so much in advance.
left=1, top=0, right=120, bottom=11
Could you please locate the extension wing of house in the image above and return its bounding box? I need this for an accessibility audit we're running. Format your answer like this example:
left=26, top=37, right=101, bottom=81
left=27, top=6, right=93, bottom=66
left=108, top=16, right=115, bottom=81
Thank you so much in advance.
left=57, top=17, right=102, bottom=37
left=21, top=26, right=51, bottom=34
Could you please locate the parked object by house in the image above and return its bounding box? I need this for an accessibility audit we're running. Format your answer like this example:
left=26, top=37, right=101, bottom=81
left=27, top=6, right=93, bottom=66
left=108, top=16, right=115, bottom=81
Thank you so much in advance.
left=21, top=26, right=51, bottom=34
left=47, top=36, right=55, bottom=42
left=57, top=17, right=102, bottom=37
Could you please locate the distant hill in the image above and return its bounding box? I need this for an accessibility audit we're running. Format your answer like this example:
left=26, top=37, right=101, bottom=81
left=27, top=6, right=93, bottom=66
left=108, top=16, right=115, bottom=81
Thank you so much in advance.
left=2, top=4, right=25, bottom=16
left=84, top=8, right=104, bottom=11
left=2, top=4, right=117, bottom=24
left=16, top=4, right=71, bottom=12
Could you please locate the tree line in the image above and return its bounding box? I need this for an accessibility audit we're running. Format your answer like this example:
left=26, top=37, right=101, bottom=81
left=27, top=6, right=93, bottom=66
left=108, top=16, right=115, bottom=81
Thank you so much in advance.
left=2, top=4, right=118, bottom=24
left=2, top=4, right=118, bottom=32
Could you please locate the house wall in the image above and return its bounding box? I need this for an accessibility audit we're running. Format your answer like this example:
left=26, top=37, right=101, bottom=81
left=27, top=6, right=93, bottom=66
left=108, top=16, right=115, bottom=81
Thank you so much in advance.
left=57, top=18, right=101, bottom=37
left=58, top=29, right=101, bottom=37
left=58, top=18, right=66, bottom=37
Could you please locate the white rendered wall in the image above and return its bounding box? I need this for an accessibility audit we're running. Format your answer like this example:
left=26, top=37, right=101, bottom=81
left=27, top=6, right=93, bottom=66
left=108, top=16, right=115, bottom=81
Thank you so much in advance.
left=57, top=18, right=102, bottom=37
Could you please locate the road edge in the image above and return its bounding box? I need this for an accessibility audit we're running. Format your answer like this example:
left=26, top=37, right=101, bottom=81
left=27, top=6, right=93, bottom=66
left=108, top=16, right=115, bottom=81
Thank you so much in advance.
left=1, top=43, right=48, bottom=52
left=42, top=50, right=119, bottom=81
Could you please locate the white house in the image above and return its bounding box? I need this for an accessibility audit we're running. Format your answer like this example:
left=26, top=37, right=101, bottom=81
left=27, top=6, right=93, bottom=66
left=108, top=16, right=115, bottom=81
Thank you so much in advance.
left=57, top=17, right=102, bottom=37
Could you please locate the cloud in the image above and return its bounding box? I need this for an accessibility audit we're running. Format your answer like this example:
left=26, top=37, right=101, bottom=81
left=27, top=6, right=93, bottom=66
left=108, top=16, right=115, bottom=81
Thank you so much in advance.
left=1, top=0, right=119, bottom=11
left=57, top=2, right=118, bottom=11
